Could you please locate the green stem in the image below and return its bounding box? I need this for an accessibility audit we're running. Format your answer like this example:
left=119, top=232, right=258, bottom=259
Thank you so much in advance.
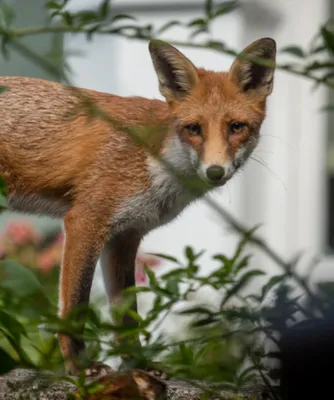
left=3, top=24, right=334, bottom=89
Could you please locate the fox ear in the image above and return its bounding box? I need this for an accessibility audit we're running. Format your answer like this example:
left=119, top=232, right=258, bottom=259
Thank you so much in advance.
left=229, top=38, right=276, bottom=97
left=149, top=40, right=199, bottom=102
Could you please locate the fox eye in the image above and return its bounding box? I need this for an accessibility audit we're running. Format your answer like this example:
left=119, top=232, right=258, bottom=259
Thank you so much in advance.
left=229, top=122, right=246, bottom=135
left=185, top=124, right=202, bottom=136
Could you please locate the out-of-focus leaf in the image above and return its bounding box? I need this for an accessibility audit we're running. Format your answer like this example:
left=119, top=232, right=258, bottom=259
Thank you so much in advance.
left=305, top=61, right=334, bottom=71
left=321, top=104, right=334, bottom=112
left=185, top=247, right=204, bottom=263
left=100, top=0, right=110, bottom=18
left=234, top=255, right=252, bottom=275
left=62, top=11, right=73, bottom=26
left=45, top=1, right=61, bottom=9
left=0, top=194, right=7, bottom=209
left=190, top=26, right=210, bottom=37
left=260, top=274, right=286, bottom=302
left=205, top=0, right=213, bottom=18
left=0, top=3, right=15, bottom=28
left=281, top=46, right=306, bottom=58
left=77, top=11, right=98, bottom=25
left=178, top=306, right=213, bottom=316
left=156, top=21, right=182, bottom=35
left=321, top=26, right=334, bottom=54
left=311, top=44, right=326, bottom=54
left=145, top=267, right=160, bottom=291
left=149, top=253, right=180, bottom=264
left=0, top=260, right=43, bottom=296
left=111, top=14, right=137, bottom=23
left=213, top=1, right=239, bottom=18
left=165, top=279, right=179, bottom=297
left=221, top=270, right=265, bottom=307
left=0, top=310, right=27, bottom=342
left=0, top=348, right=19, bottom=374
left=188, top=18, right=206, bottom=27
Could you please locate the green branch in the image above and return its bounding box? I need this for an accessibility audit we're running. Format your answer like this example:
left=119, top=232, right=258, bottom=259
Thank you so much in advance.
left=2, top=24, right=333, bottom=89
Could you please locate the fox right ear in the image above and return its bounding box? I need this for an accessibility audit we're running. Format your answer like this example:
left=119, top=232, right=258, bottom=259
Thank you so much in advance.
left=149, top=40, right=199, bottom=102
left=229, top=38, right=276, bottom=97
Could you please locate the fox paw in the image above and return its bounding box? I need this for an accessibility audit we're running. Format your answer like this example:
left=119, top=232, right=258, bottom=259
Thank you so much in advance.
left=71, top=369, right=167, bottom=400
left=84, top=361, right=115, bottom=379
left=145, top=368, right=169, bottom=380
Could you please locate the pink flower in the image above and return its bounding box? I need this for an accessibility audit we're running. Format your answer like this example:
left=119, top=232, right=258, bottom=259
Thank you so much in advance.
left=5, top=220, right=41, bottom=246
left=38, top=251, right=56, bottom=272
left=56, top=232, right=64, bottom=245
left=135, top=253, right=161, bottom=285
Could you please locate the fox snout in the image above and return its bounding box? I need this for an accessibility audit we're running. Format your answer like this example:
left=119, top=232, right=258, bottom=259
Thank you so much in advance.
left=198, top=164, right=226, bottom=186
left=196, top=143, right=254, bottom=186
left=197, top=162, right=230, bottom=186
left=206, top=165, right=225, bottom=182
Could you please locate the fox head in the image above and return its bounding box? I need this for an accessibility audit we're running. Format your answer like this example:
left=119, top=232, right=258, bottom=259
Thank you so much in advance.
left=149, top=37, right=276, bottom=186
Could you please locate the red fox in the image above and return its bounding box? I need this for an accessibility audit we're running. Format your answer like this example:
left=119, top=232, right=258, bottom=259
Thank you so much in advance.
left=0, top=37, right=276, bottom=378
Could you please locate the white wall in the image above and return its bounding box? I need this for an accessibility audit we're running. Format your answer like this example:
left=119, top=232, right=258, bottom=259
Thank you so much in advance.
left=64, top=0, right=331, bottom=304
left=239, top=0, right=330, bottom=284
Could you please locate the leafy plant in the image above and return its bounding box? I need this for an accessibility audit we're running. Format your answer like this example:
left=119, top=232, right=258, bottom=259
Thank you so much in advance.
left=0, top=1, right=333, bottom=399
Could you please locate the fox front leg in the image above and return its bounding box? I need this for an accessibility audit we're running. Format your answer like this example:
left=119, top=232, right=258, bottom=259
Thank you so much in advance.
left=58, top=205, right=114, bottom=377
left=100, top=232, right=168, bottom=380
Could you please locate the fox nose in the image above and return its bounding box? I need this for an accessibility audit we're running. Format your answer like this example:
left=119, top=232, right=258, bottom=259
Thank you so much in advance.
left=206, top=165, right=225, bottom=182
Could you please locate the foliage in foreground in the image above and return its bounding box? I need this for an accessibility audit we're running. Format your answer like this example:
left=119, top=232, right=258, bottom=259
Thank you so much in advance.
left=0, top=170, right=333, bottom=399
left=0, top=0, right=334, bottom=399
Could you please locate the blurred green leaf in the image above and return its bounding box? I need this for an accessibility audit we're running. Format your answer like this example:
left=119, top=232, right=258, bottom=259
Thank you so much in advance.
left=0, top=310, right=27, bottom=342
left=305, top=61, right=334, bottom=71
left=281, top=45, right=306, bottom=58
left=62, top=11, right=73, bottom=26
left=178, top=306, right=214, bottom=316
left=310, top=44, right=326, bottom=54
left=234, top=255, right=252, bottom=275
left=0, top=347, right=19, bottom=374
left=213, top=1, right=239, bottom=18
left=188, top=18, right=206, bottom=27
left=221, top=270, right=265, bottom=308
left=156, top=21, right=182, bottom=35
left=205, top=0, right=213, bottom=18
left=77, top=11, right=98, bottom=25
left=321, top=104, right=334, bottom=112
left=0, top=3, right=15, bottom=28
left=100, top=0, right=110, bottom=18
left=0, top=260, right=43, bottom=296
left=321, top=26, right=334, bottom=54
left=260, top=274, right=286, bottom=302
left=165, top=279, right=179, bottom=297
left=111, top=14, right=137, bottom=23
left=149, top=253, right=180, bottom=264
left=45, top=1, right=61, bottom=9
left=0, top=194, right=7, bottom=209
left=145, top=267, right=160, bottom=290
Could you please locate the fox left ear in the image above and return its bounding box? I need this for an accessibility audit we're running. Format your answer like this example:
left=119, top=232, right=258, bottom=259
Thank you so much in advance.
left=149, top=40, right=199, bottom=102
left=229, top=38, right=276, bottom=97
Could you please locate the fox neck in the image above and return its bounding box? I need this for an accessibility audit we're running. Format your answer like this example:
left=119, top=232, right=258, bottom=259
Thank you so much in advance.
left=148, top=127, right=199, bottom=186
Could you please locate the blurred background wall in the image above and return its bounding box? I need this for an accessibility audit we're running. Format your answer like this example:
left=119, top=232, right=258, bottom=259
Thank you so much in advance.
left=0, top=0, right=333, bottom=304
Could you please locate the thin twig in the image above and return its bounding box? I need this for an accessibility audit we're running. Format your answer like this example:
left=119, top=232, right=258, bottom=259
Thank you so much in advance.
left=1, top=24, right=333, bottom=89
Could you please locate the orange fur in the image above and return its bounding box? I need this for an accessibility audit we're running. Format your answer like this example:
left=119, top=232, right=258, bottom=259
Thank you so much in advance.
left=0, top=38, right=276, bottom=378
left=71, top=369, right=167, bottom=400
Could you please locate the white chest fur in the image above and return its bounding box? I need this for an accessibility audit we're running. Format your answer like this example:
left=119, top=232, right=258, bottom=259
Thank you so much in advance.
left=110, top=135, right=201, bottom=235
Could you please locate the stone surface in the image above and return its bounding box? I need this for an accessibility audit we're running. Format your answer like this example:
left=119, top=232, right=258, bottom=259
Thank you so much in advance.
left=0, top=369, right=264, bottom=399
